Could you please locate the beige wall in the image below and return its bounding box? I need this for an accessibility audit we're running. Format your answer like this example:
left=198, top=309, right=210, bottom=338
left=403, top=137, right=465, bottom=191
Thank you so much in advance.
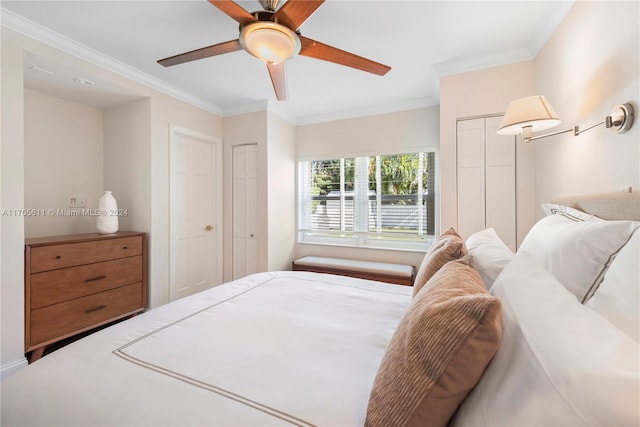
left=24, top=89, right=104, bottom=237
left=1, top=27, right=26, bottom=375
left=222, top=111, right=267, bottom=283
left=3, top=0, right=637, bottom=376
left=1, top=27, right=223, bottom=373
left=104, top=99, right=152, bottom=236
left=297, top=107, right=438, bottom=160
left=267, top=112, right=297, bottom=272
left=295, top=107, right=439, bottom=268
left=148, top=93, right=222, bottom=308
left=222, top=111, right=297, bottom=281
left=534, top=1, right=639, bottom=213
left=440, top=61, right=537, bottom=247
left=439, top=1, right=639, bottom=237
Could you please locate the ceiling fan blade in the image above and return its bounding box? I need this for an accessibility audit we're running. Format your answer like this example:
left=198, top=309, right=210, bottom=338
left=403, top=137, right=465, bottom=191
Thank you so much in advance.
left=158, top=39, right=242, bottom=67
left=272, top=0, right=324, bottom=31
left=267, top=61, right=288, bottom=101
left=299, top=36, right=391, bottom=76
left=207, top=0, right=257, bottom=26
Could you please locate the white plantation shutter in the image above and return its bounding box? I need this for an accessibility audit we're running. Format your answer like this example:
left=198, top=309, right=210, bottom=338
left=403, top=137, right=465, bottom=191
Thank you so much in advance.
left=297, top=161, right=312, bottom=232
left=354, top=156, right=370, bottom=243
left=297, top=151, right=437, bottom=250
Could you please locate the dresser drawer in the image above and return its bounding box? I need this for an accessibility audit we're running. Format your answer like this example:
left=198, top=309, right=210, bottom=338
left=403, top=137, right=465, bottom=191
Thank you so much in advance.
left=29, top=236, right=143, bottom=273
left=29, top=282, right=144, bottom=347
left=30, top=256, right=143, bottom=310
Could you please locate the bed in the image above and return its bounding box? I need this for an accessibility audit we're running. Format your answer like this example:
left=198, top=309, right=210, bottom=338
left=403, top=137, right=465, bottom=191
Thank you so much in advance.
left=2, top=192, right=639, bottom=426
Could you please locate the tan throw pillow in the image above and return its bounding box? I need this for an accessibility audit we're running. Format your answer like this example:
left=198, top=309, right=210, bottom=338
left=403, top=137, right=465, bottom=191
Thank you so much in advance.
left=412, top=227, right=467, bottom=297
left=366, top=256, right=502, bottom=427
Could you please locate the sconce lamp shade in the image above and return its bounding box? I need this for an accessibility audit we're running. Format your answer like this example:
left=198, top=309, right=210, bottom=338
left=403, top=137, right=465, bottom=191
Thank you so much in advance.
left=497, top=95, right=561, bottom=135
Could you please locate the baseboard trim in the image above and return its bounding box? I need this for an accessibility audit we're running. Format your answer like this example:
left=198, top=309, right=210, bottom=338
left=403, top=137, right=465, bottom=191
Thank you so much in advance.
left=1, top=357, right=28, bottom=380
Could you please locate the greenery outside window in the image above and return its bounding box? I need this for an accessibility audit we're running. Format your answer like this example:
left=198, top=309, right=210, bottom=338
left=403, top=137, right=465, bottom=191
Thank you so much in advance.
left=298, top=151, right=436, bottom=250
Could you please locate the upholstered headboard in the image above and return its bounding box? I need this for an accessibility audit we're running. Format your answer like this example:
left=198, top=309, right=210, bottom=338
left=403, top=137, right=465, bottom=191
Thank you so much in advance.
left=551, top=192, right=640, bottom=221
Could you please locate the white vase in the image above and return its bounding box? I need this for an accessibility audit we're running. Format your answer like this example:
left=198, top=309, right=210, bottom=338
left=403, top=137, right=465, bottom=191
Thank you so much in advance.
left=96, top=191, right=119, bottom=234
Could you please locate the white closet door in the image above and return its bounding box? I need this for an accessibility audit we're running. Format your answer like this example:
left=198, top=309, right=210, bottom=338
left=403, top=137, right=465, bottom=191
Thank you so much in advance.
left=456, top=116, right=516, bottom=251
left=485, top=116, right=517, bottom=251
left=233, top=144, right=259, bottom=280
left=457, top=118, right=486, bottom=240
left=169, top=127, right=222, bottom=301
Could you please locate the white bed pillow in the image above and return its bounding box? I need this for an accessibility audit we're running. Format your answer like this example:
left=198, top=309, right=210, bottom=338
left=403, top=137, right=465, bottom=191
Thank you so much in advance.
left=517, top=213, right=638, bottom=302
left=451, top=252, right=640, bottom=427
left=465, top=228, right=514, bottom=289
left=541, top=203, right=598, bottom=221
left=586, top=228, right=640, bottom=342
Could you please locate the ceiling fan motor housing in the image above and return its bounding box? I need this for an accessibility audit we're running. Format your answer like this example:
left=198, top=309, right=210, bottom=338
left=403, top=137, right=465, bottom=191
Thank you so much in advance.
left=248, top=9, right=276, bottom=22
left=259, top=0, right=281, bottom=12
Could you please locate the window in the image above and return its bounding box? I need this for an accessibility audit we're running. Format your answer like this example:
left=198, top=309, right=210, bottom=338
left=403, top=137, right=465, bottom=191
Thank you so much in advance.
left=298, top=151, right=436, bottom=250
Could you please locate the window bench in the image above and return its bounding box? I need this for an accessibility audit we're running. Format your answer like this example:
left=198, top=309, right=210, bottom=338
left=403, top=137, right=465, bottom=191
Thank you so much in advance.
left=292, top=256, right=415, bottom=286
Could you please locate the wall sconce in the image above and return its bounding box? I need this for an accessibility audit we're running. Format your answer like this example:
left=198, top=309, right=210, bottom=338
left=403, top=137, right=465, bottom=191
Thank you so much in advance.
left=497, top=95, right=635, bottom=142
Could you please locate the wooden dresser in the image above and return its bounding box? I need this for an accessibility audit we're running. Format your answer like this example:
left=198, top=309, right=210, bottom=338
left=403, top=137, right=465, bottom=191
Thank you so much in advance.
left=25, top=232, right=147, bottom=362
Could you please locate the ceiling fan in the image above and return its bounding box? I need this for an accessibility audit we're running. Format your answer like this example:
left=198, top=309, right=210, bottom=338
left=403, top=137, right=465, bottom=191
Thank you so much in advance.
left=157, top=0, right=391, bottom=100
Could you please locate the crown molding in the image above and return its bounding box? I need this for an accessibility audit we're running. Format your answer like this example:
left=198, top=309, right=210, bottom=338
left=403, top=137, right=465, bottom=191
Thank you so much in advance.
left=433, top=1, right=574, bottom=78
left=1, top=7, right=224, bottom=116
left=296, top=97, right=438, bottom=126
left=222, top=99, right=298, bottom=125
left=528, top=1, right=574, bottom=56
left=2, top=7, right=421, bottom=126
left=2, top=3, right=571, bottom=127
left=433, top=46, right=534, bottom=78
left=265, top=100, right=298, bottom=125
left=222, top=99, right=270, bottom=118
left=221, top=96, right=437, bottom=126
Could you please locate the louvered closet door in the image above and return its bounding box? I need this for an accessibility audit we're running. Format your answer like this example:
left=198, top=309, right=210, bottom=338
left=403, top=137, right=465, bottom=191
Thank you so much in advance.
left=457, top=116, right=516, bottom=251
left=232, top=144, right=259, bottom=280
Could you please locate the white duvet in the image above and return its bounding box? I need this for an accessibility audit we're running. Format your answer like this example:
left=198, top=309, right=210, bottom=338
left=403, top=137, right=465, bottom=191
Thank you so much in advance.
left=1, top=272, right=411, bottom=427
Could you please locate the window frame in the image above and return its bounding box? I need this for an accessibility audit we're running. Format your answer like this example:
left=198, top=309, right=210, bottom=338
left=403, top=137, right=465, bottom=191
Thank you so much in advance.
left=297, top=147, right=439, bottom=252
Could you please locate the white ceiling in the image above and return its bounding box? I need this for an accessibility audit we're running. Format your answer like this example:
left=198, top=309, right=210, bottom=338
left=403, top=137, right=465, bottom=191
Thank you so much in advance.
left=2, top=0, right=573, bottom=124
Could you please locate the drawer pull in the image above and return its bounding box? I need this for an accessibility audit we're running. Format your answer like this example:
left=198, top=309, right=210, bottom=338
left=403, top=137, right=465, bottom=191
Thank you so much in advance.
left=123, top=246, right=128, bottom=250
left=56, top=256, right=62, bottom=259
left=85, top=275, right=107, bottom=283
left=85, top=304, right=107, bottom=314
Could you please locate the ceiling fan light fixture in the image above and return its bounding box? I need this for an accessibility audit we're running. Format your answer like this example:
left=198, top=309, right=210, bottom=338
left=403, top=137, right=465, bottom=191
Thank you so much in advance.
left=239, top=22, right=301, bottom=64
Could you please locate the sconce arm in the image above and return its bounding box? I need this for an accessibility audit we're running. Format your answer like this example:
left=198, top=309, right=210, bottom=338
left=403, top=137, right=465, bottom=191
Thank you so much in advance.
left=523, top=103, right=634, bottom=143
left=525, top=126, right=574, bottom=143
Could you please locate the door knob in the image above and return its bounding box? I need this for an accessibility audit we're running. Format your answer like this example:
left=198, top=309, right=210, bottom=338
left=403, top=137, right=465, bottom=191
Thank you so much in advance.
left=204, top=225, right=213, bottom=231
